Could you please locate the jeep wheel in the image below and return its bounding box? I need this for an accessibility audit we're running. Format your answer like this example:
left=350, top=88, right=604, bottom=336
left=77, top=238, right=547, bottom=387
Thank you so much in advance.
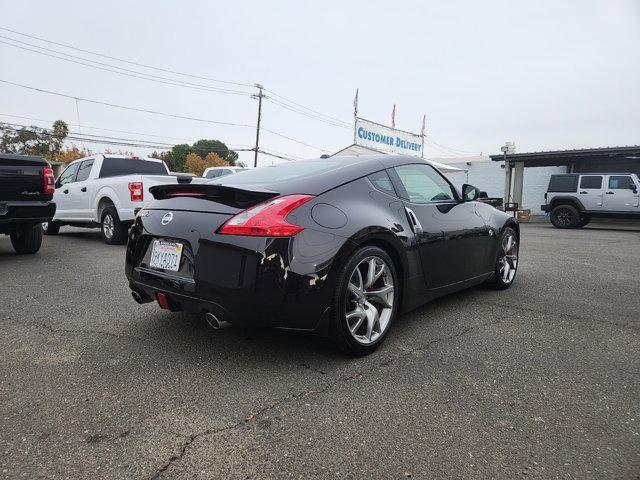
left=550, top=205, right=579, bottom=229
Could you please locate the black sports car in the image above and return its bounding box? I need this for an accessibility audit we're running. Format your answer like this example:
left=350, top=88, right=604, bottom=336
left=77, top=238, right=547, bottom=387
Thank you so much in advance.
left=125, top=155, right=519, bottom=355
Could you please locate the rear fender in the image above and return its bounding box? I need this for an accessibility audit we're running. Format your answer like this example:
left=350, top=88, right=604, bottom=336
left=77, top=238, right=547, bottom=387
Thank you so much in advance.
left=548, top=196, right=585, bottom=211
left=94, top=187, right=121, bottom=222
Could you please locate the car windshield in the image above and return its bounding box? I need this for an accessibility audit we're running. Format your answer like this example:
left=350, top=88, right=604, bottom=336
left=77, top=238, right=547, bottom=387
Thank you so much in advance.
left=211, top=160, right=344, bottom=185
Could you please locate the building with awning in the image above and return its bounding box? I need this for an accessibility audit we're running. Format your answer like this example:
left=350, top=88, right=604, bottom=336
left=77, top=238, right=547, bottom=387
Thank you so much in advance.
left=489, top=146, right=640, bottom=211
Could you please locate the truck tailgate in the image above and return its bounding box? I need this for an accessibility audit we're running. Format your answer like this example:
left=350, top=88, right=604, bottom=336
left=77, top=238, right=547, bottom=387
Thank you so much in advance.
left=0, top=154, right=49, bottom=201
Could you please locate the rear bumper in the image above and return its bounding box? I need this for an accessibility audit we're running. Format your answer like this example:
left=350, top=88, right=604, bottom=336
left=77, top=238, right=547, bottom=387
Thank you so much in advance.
left=0, top=201, right=56, bottom=230
left=125, top=216, right=349, bottom=333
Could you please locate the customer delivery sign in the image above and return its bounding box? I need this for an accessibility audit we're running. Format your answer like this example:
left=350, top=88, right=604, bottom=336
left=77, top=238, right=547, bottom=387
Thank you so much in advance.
left=355, top=118, right=424, bottom=156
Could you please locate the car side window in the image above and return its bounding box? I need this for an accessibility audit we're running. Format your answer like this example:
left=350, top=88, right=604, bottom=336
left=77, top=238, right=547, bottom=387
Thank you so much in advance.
left=58, top=162, right=80, bottom=186
left=205, top=170, right=223, bottom=179
left=608, top=176, right=633, bottom=189
left=393, top=164, right=455, bottom=203
left=368, top=170, right=397, bottom=196
left=579, top=176, right=602, bottom=189
left=75, top=159, right=94, bottom=182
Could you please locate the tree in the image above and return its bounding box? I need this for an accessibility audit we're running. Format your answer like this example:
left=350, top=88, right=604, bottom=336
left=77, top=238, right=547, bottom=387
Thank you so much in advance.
left=184, top=153, right=205, bottom=176
left=171, top=144, right=191, bottom=172
left=203, top=152, right=230, bottom=167
left=0, top=120, right=69, bottom=160
left=56, top=145, right=90, bottom=164
left=192, top=139, right=237, bottom=166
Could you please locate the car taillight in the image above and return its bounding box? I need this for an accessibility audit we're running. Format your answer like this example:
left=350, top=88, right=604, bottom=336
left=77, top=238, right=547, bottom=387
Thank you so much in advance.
left=43, top=167, right=55, bottom=195
left=128, top=182, right=143, bottom=202
left=218, top=194, right=315, bottom=237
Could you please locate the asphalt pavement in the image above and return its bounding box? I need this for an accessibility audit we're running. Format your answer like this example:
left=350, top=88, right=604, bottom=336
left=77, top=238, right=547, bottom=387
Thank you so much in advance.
left=1, top=221, right=639, bottom=479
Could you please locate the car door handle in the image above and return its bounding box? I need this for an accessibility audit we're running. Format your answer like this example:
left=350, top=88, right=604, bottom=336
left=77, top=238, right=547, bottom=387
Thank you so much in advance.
left=404, top=207, right=423, bottom=234
left=63, top=189, right=69, bottom=194
left=605, top=191, right=614, bottom=195
left=579, top=191, right=587, bottom=194
left=81, top=187, right=87, bottom=192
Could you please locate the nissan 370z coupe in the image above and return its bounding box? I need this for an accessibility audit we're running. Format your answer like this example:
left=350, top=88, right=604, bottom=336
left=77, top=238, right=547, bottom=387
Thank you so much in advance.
left=125, top=155, right=519, bottom=355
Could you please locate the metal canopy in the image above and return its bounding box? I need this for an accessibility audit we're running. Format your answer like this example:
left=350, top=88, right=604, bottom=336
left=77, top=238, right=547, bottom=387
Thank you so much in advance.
left=489, top=146, right=640, bottom=168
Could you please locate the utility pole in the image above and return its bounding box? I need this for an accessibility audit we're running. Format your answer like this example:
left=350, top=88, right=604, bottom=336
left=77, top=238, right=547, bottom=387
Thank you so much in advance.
left=252, top=84, right=265, bottom=168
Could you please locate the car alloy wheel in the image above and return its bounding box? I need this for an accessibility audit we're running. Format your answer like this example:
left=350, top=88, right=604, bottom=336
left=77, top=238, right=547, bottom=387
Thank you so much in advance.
left=345, top=256, right=395, bottom=345
left=102, top=213, right=114, bottom=239
left=554, top=208, right=573, bottom=227
left=498, top=231, right=518, bottom=284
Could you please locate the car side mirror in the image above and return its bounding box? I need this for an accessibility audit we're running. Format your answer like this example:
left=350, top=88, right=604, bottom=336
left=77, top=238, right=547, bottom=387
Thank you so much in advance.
left=462, top=184, right=480, bottom=202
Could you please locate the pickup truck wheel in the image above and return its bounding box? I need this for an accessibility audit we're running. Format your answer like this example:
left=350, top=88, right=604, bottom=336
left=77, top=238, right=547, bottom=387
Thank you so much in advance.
left=550, top=205, right=579, bottom=229
left=10, top=224, right=43, bottom=254
left=101, top=207, right=127, bottom=245
left=42, top=221, right=60, bottom=235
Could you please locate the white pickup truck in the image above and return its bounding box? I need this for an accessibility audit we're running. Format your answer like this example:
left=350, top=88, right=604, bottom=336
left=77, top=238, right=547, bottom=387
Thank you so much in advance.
left=43, top=154, right=188, bottom=244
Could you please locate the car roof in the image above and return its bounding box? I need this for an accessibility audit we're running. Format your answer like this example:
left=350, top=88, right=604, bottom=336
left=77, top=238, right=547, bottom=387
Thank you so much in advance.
left=212, top=155, right=436, bottom=196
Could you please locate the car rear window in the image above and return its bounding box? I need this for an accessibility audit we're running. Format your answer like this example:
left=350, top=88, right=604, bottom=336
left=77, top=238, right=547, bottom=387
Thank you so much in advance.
left=99, top=158, right=168, bottom=178
left=548, top=175, right=578, bottom=193
left=213, top=160, right=345, bottom=185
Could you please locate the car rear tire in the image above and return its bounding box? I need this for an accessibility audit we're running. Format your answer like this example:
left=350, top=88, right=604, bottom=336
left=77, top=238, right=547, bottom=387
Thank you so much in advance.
left=100, top=206, right=127, bottom=245
left=330, top=246, right=399, bottom=356
left=486, top=227, right=519, bottom=290
left=10, top=224, right=43, bottom=254
left=42, top=221, right=60, bottom=235
left=550, top=204, right=580, bottom=229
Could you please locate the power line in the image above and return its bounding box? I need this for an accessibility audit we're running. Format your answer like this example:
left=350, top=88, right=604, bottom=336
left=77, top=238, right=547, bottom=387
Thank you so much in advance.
left=0, top=113, right=195, bottom=142
left=0, top=26, right=254, bottom=88
left=0, top=79, right=255, bottom=128
left=263, top=87, right=351, bottom=126
left=0, top=38, right=252, bottom=97
left=261, top=128, right=329, bottom=153
left=0, top=82, right=331, bottom=154
left=265, top=97, right=351, bottom=129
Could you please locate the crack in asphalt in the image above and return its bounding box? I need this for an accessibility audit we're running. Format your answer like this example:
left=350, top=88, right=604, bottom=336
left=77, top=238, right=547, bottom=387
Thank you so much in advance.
left=1, top=315, right=157, bottom=344
left=148, top=320, right=498, bottom=479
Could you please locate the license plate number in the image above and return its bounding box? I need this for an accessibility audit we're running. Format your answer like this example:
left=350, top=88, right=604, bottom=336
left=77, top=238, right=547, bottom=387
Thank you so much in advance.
left=149, top=240, right=183, bottom=272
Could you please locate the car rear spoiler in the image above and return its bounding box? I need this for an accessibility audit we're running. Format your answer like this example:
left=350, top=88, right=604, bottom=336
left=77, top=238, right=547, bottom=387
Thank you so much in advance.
left=149, top=183, right=279, bottom=209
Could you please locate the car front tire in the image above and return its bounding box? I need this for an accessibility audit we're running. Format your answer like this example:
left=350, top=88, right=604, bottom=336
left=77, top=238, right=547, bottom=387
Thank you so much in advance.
left=330, top=246, right=399, bottom=356
left=10, top=224, right=43, bottom=254
left=100, top=207, right=127, bottom=245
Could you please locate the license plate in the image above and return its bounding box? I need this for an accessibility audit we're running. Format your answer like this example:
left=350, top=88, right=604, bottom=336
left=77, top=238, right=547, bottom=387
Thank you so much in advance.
left=149, top=240, right=183, bottom=272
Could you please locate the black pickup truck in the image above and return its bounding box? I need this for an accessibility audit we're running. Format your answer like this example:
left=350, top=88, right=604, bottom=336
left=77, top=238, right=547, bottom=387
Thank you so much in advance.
left=0, top=153, right=56, bottom=253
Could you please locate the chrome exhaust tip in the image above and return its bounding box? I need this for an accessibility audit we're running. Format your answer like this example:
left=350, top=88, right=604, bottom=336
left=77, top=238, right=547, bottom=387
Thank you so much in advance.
left=131, top=289, right=152, bottom=304
left=204, top=312, right=231, bottom=330
left=131, top=290, right=143, bottom=304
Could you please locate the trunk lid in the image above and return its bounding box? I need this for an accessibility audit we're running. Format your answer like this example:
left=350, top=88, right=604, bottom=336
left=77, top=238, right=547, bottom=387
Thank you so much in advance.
left=0, top=154, right=49, bottom=201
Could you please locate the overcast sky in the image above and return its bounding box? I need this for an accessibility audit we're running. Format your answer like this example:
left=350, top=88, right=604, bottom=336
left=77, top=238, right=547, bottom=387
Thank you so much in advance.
left=1, top=0, right=639, bottom=166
